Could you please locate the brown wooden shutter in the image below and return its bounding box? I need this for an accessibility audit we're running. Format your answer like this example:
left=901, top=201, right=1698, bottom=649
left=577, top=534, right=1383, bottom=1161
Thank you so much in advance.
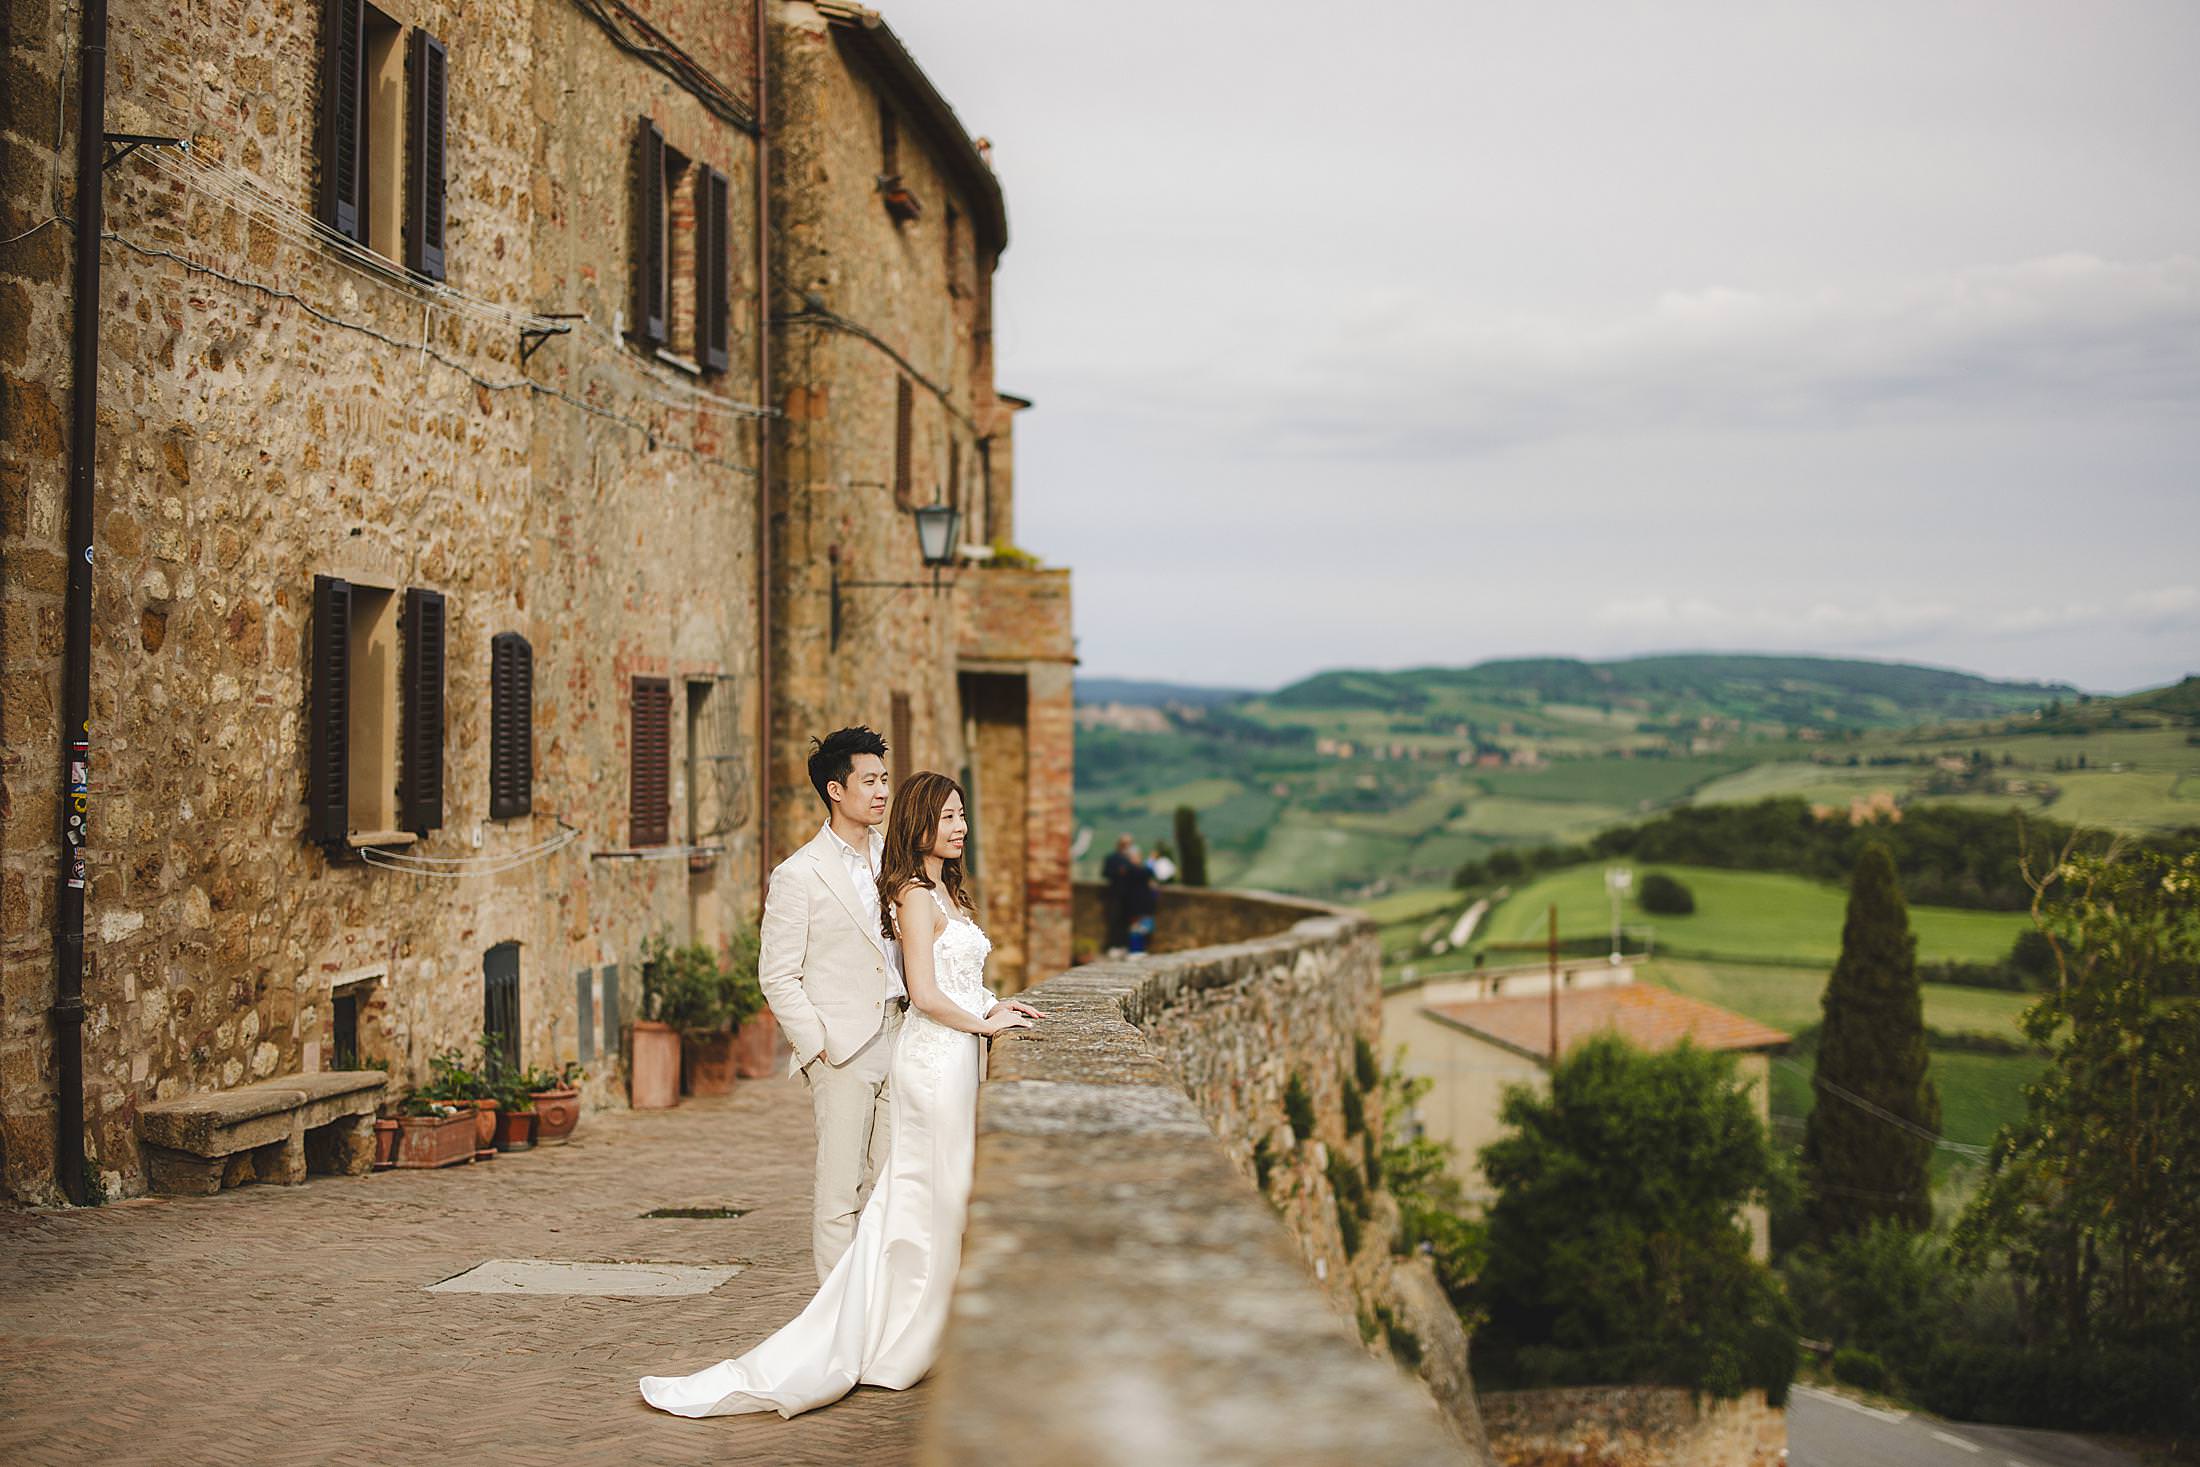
left=631, top=677, right=671, bottom=846
left=309, top=575, right=352, bottom=846
left=399, top=588, right=446, bottom=832
left=891, top=692, right=913, bottom=773
left=320, top=0, right=366, bottom=243
left=489, top=632, right=533, bottom=820
left=894, top=377, right=914, bottom=506
left=701, top=167, right=730, bottom=373
left=947, top=436, right=960, bottom=515
left=405, top=30, right=448, bottom=281
left=633, top=117, right=667, bottom=349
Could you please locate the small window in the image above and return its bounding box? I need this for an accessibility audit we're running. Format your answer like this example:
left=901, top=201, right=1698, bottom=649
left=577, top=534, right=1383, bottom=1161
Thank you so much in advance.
left=893, top=377, right=914, bottom=507
left=631, top=677, right=672, bottom=847
left=484, top=942, right=520, bottom=1074
left=308, top=576, right=445, bottom=847
left=489, top=632, right=533, bottom=820
left=945, top=205, right=965, bottom=297
left=947, top=436, right=961, bottom=518
left=891, top=692, right=913, bottom=773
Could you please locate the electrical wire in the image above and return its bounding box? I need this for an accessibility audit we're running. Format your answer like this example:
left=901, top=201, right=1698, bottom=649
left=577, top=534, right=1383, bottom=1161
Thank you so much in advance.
left=104, top=231, right=761, bottom=476
left=131, top=145, right=774, bottom=424
left=774, top=303, right=979, bottom=432
left=1775, top=1056, right=1991, bottom=1158
left=0, top=215, right=62, bottom=247
left=359, top=822, right=584, bottom=878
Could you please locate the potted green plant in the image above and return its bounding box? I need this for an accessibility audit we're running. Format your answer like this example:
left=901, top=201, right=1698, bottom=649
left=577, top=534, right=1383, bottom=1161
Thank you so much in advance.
left=491, top=1062, right=540, bottom=1151
left=724, top=925, right=780, bottom=1078
left=530, top=1061, right=584, bottom=1143
left=641, top=932, right=739, bottom=1099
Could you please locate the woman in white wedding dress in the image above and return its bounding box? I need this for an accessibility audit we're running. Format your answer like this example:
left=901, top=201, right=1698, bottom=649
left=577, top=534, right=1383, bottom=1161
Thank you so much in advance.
left=638, top=771, right=1044, bottom=1420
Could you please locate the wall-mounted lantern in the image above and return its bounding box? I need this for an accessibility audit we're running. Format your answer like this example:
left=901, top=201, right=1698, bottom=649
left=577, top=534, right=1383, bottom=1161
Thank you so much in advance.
left=831, top=497, right=962, bottom=651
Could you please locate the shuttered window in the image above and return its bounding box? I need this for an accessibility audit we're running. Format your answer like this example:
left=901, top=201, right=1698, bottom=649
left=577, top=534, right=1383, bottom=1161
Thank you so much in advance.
left=489, top=632, right=533, bottom=820
left=483, top=943, right=520, bottom=1072
left=633, top=116, right=668, bottom=349
left=320, top=0, right=367, bottom=243
left=309, top=575, right=353, bottom=846
left=405, top=30, right=447, bottom=281
left=891, top=692, right=913, bottom=773
left=699, top=166, right=731, bottom=373
left=399, top=588, right=446, bottom=833
left=893, top=377, right=914, bottom=507
left=947, top=437, right=961, bottom=516
left=631, top=677, right=672, bottom=847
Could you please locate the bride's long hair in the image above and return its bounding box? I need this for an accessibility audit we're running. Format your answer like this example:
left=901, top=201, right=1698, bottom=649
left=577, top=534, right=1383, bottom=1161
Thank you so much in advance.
left=877, top=769, right=973, bottom=943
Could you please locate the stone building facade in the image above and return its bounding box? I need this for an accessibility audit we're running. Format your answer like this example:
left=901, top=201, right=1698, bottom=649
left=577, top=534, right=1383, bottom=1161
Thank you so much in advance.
left=766, top=1, right=1073, bottom=992
left=1, top=0, right=1074, bottom=1206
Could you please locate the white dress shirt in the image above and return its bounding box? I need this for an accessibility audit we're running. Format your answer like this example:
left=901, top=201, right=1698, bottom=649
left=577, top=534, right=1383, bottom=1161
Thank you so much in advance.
left=822, top=822, right=906, bottom=1001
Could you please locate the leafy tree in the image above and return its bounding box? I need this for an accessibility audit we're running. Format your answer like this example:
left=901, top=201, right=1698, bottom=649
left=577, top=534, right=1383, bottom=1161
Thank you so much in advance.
left=1172, top=805, right=1209, bottom=887
left=1805, top=843, right=1939, bottom=1238
left=1473, top=1034, right=1797, bottom=1402
left=1639, top=870, right=1695, bottom=915
left=1954, top=848, right=2200, bottom=1355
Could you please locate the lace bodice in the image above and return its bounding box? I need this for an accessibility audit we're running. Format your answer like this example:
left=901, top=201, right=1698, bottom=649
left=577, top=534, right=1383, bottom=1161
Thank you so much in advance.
left=895, top=886, right=995, bottom=1075
left=924, top=888, right=995, bottom=1021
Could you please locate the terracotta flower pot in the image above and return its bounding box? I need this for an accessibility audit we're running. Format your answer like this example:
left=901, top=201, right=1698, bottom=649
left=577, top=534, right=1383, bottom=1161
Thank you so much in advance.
left=373, top=1118, right=400, bottom=1170
left=630, top=1020, right=681, bottom=1110
left=731, top=1009, right=782, bottom=1079
left=395, top=1110, right=476, bottom=1168
left=681, top=1030, right=738, bottom=1097
left=530, top=1086, right=580, bottom=1143
left=471, top=1098, right=500, bottom=1151
left=493, top=1107, right=537, bottom=1152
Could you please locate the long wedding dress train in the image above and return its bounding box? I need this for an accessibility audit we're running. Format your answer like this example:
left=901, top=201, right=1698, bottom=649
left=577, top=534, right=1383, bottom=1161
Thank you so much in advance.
left=638, top=889, right=993, bottom=1419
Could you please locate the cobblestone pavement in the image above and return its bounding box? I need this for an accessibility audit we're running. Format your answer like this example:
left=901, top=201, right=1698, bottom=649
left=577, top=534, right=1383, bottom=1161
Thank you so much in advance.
left=0, top=1081, right=924, bottom=1466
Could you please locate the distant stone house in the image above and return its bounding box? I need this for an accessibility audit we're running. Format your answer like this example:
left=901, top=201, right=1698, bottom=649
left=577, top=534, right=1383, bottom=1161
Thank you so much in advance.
left=1383, top=966, right=1790, bottom=1257
left=0, top=0, right=1072, bottom=1203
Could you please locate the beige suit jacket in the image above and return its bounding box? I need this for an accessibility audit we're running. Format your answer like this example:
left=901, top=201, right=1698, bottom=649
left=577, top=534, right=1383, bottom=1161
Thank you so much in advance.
left=758, top=826, right=897, bottom=1076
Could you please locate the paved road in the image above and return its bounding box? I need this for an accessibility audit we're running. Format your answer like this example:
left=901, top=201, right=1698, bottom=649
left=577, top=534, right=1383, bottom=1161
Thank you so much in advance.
left=0, top=1082, right=920, bottom=1466
left=1791, top=1386, right=2143, bottom=1467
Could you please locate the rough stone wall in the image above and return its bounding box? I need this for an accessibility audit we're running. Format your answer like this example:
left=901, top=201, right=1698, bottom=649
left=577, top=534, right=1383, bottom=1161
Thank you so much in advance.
left=1, top=0, right=764, bottom=1203
left=1478, top=1386, right=1786, bottom=1467
left=766, top=1, right=1071, bottom=987
left=934, top=897, right=1493, bottom=1462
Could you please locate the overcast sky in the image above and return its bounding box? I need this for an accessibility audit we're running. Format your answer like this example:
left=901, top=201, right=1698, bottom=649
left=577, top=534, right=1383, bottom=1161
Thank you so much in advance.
left=881, top=0, right=2199, bottom=694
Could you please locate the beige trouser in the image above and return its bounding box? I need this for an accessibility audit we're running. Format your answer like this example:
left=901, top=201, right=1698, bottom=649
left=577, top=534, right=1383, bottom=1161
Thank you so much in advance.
left=802, top=1003, right=904, bottom=1284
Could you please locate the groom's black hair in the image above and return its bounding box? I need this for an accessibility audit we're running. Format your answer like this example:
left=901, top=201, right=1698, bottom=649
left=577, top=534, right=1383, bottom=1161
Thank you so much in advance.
left=809, top=726, right=889, bottom=807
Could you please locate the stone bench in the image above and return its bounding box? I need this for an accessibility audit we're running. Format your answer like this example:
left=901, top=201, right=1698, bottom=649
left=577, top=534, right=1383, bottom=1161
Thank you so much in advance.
left=138, top=1071, right=388, bottom=1195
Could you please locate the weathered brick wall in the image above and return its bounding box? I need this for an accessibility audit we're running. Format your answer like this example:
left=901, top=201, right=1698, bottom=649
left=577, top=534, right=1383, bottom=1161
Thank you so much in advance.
left=930, top=895, right=1492, bottom=1462
left=1, top=0, right=764, bottom=1203
left=1479, top=1386, right=1786, bottom=1467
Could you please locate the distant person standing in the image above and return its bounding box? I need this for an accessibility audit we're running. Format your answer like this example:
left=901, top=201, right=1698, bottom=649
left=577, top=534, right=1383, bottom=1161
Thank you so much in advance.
left=1148, top=842, right=1179, bottom=885
left=1100, top=834, right=1141, bottom=953
left=1124, top=847, right=1160, bottom=955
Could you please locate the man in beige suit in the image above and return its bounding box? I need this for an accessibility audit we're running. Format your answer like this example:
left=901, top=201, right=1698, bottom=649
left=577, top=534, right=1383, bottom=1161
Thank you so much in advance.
left=758, top=727, right=908, bottom=1283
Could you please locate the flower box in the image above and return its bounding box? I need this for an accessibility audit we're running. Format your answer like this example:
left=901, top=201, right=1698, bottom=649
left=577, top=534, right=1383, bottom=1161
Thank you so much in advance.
left=394, top=1109, right=477, bottom=1169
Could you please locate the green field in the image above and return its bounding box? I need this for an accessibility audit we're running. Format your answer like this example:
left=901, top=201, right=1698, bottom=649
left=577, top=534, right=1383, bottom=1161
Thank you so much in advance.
left=1473, top=864, right=2033, bottom=968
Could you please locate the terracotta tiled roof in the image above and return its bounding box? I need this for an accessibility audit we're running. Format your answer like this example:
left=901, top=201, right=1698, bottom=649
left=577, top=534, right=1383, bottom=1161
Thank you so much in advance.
left=1425, top=982, right=1791, bottom=1063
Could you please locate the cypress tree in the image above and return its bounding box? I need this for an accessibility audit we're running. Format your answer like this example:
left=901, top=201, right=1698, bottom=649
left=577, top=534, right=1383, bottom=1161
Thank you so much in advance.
left=1173, top=805, right=1209, bottom=887
left=1803, top=841, right=1939, bottom=1238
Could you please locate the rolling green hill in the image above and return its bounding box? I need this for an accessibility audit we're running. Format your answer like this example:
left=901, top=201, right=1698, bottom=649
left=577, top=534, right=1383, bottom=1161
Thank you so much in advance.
left=1075, top=653, right=2175, bottom=901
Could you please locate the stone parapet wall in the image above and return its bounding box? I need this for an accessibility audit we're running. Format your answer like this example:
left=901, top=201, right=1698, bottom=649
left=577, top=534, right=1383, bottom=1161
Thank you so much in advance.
left=1479, top=1386, right=1786, bottom=1467
left=924, top=894, right=1488, bottom=1465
